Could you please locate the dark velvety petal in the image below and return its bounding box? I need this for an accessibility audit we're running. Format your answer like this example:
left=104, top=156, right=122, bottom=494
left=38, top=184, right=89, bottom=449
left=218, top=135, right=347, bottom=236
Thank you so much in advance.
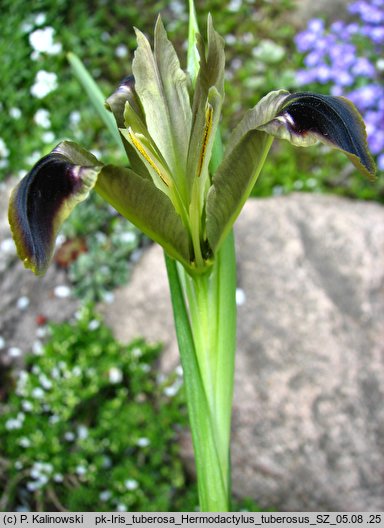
left=261, top=92, right=376, bottom=180
left=9, top=143, right=101, bottom=275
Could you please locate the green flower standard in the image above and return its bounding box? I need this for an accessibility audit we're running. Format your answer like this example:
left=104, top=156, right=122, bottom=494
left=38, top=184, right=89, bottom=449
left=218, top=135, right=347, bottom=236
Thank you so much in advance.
left=8, top=6, right=375, bottom=512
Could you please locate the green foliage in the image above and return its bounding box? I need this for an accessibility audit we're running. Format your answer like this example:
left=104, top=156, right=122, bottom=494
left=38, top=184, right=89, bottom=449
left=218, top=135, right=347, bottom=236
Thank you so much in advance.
left=0, top=305, right=197, bottom=512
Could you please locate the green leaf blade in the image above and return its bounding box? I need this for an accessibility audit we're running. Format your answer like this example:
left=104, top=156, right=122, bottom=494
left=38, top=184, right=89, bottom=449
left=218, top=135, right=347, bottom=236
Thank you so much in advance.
left=95, top=165, right=191, bottom=267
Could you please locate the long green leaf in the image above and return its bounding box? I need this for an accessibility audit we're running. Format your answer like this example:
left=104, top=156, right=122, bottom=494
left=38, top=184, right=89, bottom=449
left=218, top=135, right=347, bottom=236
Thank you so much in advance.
left=165, top=255, right=228, bottom=511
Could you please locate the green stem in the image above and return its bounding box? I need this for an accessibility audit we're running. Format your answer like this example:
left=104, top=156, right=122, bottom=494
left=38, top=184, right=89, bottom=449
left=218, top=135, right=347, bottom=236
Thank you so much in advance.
left=165, top=229, right=236, bottom=511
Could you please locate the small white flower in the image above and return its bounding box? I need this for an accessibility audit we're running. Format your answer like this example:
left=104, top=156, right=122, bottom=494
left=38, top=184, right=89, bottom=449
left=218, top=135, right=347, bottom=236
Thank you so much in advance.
left=54, top=285, right=71, bottom=298
left=72, top=366, right=82, bottom=377
left=31, top=387, right=45, bottom=399
left=103, top=291, right=115, bottom=304
left=49, top=414, right=60, bottom=424
left=88, top=319, right=100, bottom=331
left=34, top=13, right=47, bottom=26
left=69, top=111, right=81, bottom=126
left=29, top=27, right=62, bottom=55
left=50, top=367, right=60, bottom=379
left=117, top=504, right=127, bottom=512
left=64, top=431, right=75, bottom=441
left=235, top=288, right=246, bottom=306
left=37, top=474, right=49, bottom=486
left=228, top=0, right=242, bottom=11
left=131, top=347, right=142, bottom=358
left=108, top=367, right=123, bottom=384
left=0, top=336, right=5, bottom=350
left=26, top=151, right=42, bottom=165
left=55, top=233, right=66, bottom=247
left=15, top=461, right=24, bottom=470
left=124, top=479, right=138, bottom=490
left=225, top=34, right=236, bottom=45
left=19, top=437, right=31, bottom=448
left=175, top=364, right=183, bottom=377
left=163, top=385, right=178, bottom=397
left=75, top=464, right=87, bottom=476
left=53, top=473, right=63, bottom=482
left=8, top=346, right=23, bottom=358
left=164, top=378, right=183, bottom=397
left=99, top=490, right=112, bottom=501
left=9, top=107, right=22, bottom=119
left=91, top=148, right=102, bottom=159
left=34, top=108, right=51, bottom=128
left=21, top=22, right=33, bottom=33
left=0, top=137, right=10, bottom=158
left=42, top=131, right=55, bottom=144
left=31, top=70, right=58, bottom=99
left=39, top=374, right=52, bottom=390
left=77, top=425, right=88, bottom=440
left=17, top=296, right=30, bottom=310
left=31, top=50, right=40, bottom=61
left=22, top=400, right=33, bottom=412
left=252, top=39, right=285, bottom=63
left=32, top=340, right=44, bottom=356
left=141, top=364, right=151, bottom=373
left=5, top=418, right=22, bottom=430
left=119, top=231, right=137, bottom=244
left=115, top=44, right=128, bottom=58
left=1, top=238, right=16, bottom=254
left=137, top=437, right=150, bottom=448
left=36, top=327, right=47, bottom=338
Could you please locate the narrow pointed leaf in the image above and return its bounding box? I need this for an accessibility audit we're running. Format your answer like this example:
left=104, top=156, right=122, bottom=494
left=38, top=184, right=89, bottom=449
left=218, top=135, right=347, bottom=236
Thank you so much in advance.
left=259, top=91, right=376, bottom=181
left=95, top=165, right=191, bottom=267
left=187, top=0, right=200, bottom=82
left=8, top=142, right=101, bottom=276
left=67, top=52, right=122, bottom=150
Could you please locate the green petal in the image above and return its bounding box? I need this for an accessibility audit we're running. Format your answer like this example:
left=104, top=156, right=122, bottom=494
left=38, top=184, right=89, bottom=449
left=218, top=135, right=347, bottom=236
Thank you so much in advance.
left=259, top=91, right=376, bottom=181
left=105, top=76, right=150, bottom=179
left=206, top=90, right=286, bottom=252
left=95, top=165, right=191, bottom=267
left=132, top=17, right=192, bottom=187
left=8, top=141, right=101, bottom=275
left=187, top=16, right=225, bottom=192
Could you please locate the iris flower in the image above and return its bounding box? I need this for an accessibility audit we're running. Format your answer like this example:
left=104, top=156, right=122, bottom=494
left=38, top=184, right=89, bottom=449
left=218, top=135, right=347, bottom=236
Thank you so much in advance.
left=8, top=15, right=375, bottom=512
left=9, top=17, right=374, bottom=277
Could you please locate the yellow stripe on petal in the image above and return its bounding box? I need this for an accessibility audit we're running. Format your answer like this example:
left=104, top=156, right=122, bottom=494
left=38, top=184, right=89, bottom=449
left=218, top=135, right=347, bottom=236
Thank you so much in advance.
left=197, top=103, right=213, bottom=178
left=127, top=128, right=172, bottom=187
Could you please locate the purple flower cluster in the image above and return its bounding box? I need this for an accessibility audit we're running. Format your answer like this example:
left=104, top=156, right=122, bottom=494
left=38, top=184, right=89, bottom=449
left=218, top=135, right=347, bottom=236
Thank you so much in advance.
left=295, top=0, right=384, bottom=170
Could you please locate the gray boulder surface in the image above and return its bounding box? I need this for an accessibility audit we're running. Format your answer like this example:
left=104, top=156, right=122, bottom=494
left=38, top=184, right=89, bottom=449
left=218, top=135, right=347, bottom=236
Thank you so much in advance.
left=101, top=193, right=384, bottom=511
